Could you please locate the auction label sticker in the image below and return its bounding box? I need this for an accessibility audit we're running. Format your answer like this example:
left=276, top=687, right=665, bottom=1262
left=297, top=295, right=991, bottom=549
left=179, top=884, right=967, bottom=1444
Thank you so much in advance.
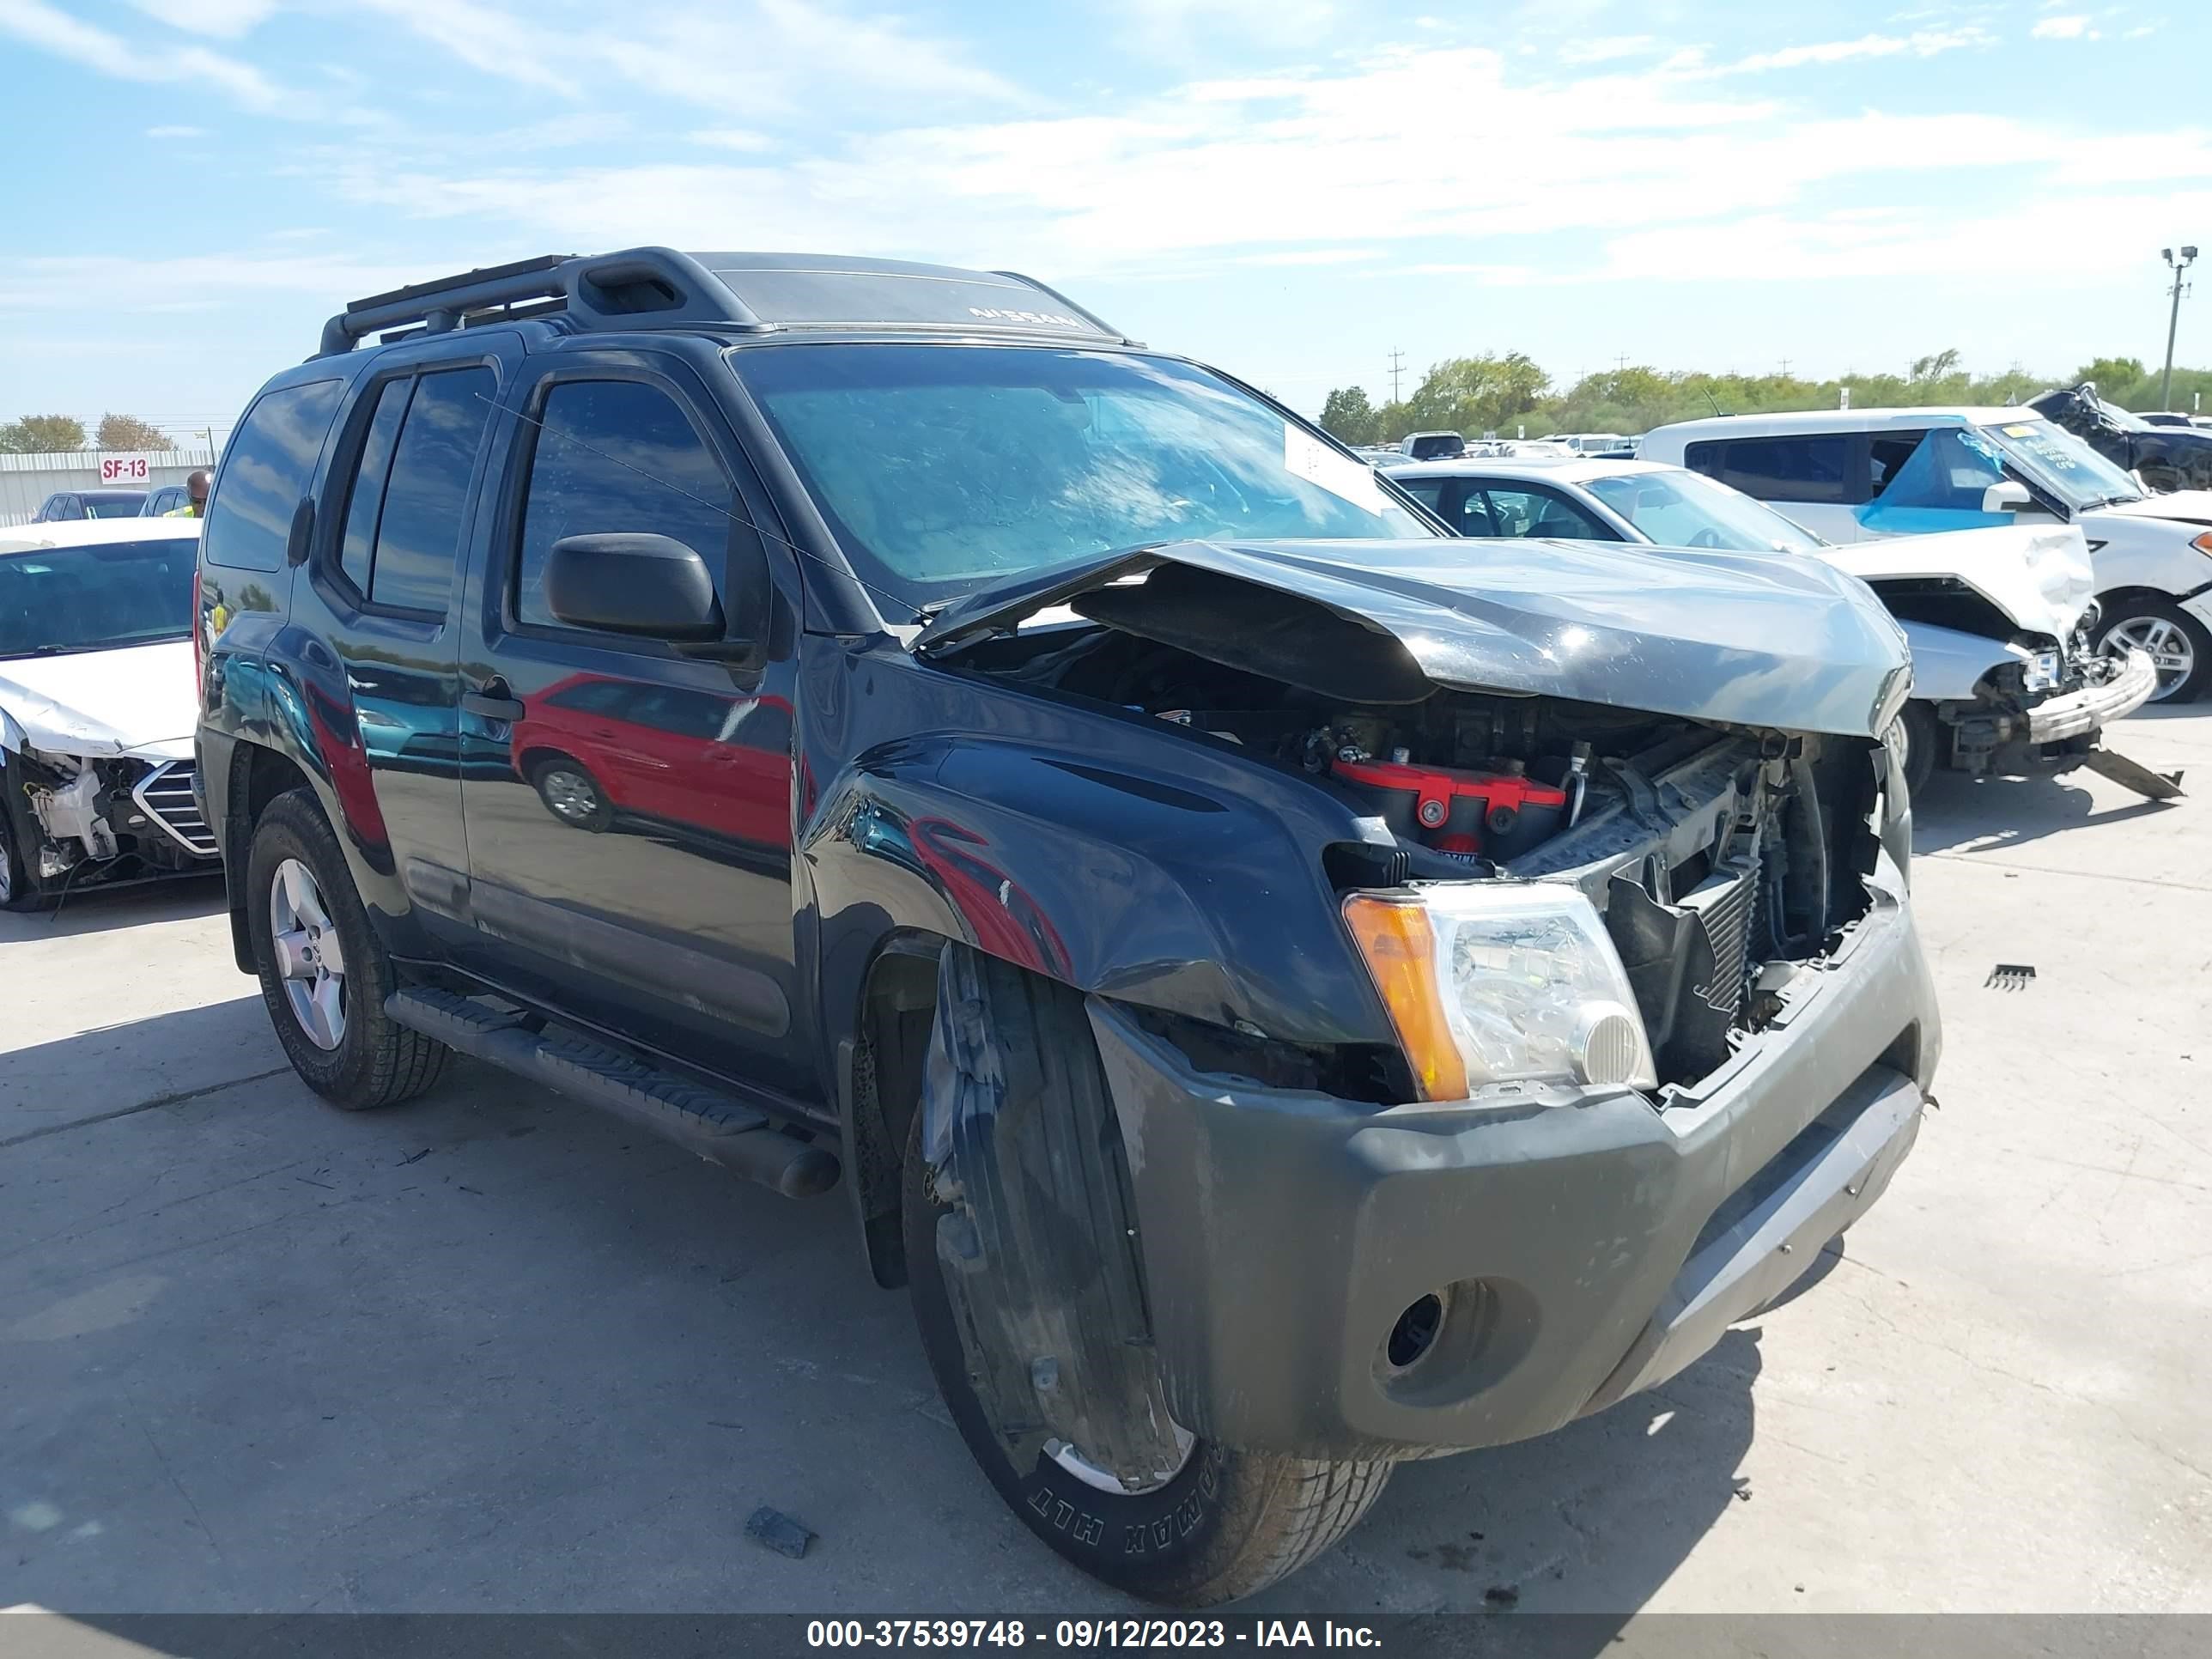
left=1284, top=425, right=1390, bottom=517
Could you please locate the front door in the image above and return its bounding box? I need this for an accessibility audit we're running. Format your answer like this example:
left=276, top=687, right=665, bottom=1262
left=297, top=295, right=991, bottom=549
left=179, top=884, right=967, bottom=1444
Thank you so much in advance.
left=454, top=356, right=808, bottom=1099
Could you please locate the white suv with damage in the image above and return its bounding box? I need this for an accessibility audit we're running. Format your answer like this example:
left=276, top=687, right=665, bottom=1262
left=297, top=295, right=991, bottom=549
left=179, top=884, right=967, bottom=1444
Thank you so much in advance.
left=1641, top=407, right=2212, bottom=703
left=0, top=518, right=217, bottom=908
left=1387, top=455, right=2170, bottom=799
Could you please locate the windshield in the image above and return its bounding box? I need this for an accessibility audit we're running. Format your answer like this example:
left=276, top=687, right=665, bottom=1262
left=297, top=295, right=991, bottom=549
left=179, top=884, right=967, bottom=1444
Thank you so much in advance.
left=1977, top=418, right=2144, bottom=509
left=85, top=495, right=145, bottom=519
left=730, top=344, right=1428, bottom=611
left=1583, top=467, right=1825, bottom=553
left=0, top=538, right=197, bottom=659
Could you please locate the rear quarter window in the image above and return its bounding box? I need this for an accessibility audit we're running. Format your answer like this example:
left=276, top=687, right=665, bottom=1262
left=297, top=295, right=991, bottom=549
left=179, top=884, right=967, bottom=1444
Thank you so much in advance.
left=204, top=379, right=344, bottom=571
left=1686, top=435, right=1851, bottom=505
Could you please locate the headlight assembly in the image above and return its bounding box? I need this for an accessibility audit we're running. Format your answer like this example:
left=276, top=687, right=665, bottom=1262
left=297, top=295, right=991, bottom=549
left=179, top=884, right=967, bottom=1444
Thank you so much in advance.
left=1344, top=883, right=1657, bottom=1103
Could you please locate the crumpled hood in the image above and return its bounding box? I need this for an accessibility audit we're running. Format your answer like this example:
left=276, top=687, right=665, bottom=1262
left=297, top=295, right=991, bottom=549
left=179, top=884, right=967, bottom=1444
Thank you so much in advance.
left=2094, top=488, right=2212, bottom=529
left=918, top=538, right=1912, bottom=738
left=1819, top=522, right=2095, bottom=640
left=0, top=639, right=197, bottom=756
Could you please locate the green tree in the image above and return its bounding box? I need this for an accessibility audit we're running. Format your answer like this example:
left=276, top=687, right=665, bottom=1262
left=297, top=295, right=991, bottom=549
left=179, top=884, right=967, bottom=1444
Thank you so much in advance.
left=1318, top=386, right=1381, bottom=445
left=0, top=414, right=87, bottom=453
left=96, top=413, right=171, bottom=451
left=1406, top=352, right=1549, bottom=436
left=2074, top=356, right=2146, bottom=391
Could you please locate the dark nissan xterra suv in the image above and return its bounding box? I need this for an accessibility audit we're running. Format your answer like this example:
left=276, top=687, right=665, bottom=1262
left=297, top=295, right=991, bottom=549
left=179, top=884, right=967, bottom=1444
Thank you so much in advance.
left=197, top=248, right=1939, bottom=1604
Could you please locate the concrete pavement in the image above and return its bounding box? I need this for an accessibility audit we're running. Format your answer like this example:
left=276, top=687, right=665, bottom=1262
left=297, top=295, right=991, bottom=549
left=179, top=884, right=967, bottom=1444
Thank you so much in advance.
left=3, top=707, right=2208, bottom=1617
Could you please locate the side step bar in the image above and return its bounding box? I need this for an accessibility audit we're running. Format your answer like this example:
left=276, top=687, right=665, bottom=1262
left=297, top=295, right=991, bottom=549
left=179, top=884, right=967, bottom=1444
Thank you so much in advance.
left=386, top=988, right=839, bottom=1198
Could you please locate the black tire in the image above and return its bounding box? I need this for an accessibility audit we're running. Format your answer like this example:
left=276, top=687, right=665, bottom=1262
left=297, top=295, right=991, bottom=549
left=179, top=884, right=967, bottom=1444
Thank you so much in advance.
left=0, top=768, right=41, bottom=912
left=902, top=956, right=1389, bottom=1605
left=2093, top=597, right=2211, bottom=703
left=530, top=754, right=615, bottom=832
left=1897, top=702, right=1940, bottom=800
left=246, top=789, right=450, bottom=1109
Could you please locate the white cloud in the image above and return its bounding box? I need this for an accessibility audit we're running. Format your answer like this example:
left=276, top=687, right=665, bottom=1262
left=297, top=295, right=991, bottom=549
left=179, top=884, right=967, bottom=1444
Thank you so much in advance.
left=1120, top=0, right=1340, bottom=57
left=145, top=124, right=209, bottom=138
left=124, top=0, right=283, bottom=35
left=1718, top=27, right=1992, bottom=74
left=1559, top=35, right=1657, bottom=64
left=2032, top=15, right=2096, bottom=39
left=0, top=0, right=283, bottom=109
left=0, top=252, right=419, bottom=318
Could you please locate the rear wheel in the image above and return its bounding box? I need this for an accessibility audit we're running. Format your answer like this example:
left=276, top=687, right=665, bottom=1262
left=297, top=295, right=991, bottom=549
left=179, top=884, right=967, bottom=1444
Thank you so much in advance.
left=246, top=790, right=450, bottom=1109
left=902, top=945, right=1390, bottom=1604
left=530, top=755, right=614, bottom=832
left=0, top=765, right=48, bottom=912
left=2094, top=599, right=2210, bottom=702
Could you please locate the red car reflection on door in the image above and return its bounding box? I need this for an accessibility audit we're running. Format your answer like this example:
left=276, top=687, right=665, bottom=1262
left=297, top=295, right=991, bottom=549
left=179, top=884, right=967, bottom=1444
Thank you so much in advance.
left=508, top=672, right=792, bottom=851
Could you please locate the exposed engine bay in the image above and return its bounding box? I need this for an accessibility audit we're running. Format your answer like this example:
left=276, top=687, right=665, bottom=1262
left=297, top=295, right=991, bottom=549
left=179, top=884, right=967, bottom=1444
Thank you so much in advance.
left=955, top=603, right=1887, bottom=1095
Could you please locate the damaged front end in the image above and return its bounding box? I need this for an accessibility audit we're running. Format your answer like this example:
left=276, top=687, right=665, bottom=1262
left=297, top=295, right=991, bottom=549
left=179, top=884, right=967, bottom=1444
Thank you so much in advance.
left=908, top=538, right=1937, bottom=1459
left=3, top=744, right=217, bottom=902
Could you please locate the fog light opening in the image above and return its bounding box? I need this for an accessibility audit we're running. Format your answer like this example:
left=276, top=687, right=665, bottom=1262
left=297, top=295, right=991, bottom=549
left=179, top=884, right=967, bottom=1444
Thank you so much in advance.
left=1386, top=1293, right=1445, bottom=1370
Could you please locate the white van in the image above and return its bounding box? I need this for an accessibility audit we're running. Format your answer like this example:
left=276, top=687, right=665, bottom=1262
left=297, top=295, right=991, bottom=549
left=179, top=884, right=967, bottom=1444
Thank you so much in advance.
left=1642, top=408, right=2212, bottom=702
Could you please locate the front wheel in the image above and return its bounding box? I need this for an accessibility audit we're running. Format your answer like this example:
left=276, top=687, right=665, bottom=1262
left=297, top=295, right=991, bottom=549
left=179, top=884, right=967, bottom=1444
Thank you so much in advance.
left=246, top=790, right=451, bottom=1109
left=1896, top=702, right=1940, bottom=799
left=531, top=756, right=615, bottom=832
left=2094, top=599, right=2210, bottom=703
left=902, top=946, right=1390, bottom=1604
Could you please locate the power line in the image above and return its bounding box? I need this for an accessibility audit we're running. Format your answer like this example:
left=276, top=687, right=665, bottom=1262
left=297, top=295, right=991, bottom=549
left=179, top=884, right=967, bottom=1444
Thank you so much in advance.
left=1388, top=348, right=1406, bottom=404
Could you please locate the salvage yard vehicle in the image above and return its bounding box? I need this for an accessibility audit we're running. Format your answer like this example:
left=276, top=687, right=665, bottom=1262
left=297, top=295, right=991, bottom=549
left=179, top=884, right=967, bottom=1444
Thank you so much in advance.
left=2029, top=383, right=2212, bottom=495
left=29, top=488, right=147, bottom=523
left=1643, top=408, right=2212, bottom=702
left=1389, top=455, right=2168, bottom=798
left=201, top=247, right=1939, bottom=1604
left=1, top=519, right=217, bottom=908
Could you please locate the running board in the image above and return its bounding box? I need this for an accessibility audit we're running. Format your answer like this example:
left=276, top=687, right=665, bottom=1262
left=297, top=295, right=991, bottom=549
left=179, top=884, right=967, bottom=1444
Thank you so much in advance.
left=2080, top=747, right=2185, bottom=801
left=386, top=988, right=839, bottom=1198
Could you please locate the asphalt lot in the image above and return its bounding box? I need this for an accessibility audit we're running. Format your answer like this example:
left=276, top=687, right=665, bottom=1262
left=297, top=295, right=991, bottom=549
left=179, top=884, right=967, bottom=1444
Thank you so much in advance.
left=3, top=706, right=2209, bottom=1620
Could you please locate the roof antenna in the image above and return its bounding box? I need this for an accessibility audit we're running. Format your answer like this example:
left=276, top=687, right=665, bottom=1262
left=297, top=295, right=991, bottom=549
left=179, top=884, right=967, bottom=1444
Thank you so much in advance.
left=1704, top=385, right=1725, bottom=416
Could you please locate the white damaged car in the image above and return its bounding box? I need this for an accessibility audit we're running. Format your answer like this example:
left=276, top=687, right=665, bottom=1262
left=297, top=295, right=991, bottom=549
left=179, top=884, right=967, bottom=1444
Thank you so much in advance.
left=1386, top=456, right=2170, bottom=799
left=0, top=518, right=217, bottom=908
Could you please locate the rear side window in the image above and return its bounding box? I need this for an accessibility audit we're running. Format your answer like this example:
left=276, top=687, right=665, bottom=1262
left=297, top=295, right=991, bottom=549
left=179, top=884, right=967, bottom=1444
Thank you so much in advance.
left=514, top=380, right=736, bottom=629
left=365, top=367, right=497, bottom=613
left=204, top=379, right=343, bottom=571
left=337, top=379, right=413, bottom=594
left=1688, top=436, right=1850, bottom=505
left=1394, top=477, right=1446, bottom=511
left=1869, top=431, right=1930, bottom=497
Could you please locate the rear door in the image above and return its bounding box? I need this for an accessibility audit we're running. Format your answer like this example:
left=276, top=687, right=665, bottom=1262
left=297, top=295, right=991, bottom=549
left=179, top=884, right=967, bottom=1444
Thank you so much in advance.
left=298, top=336, right=521, bottom=941
left=453, top=350, right=809, bottom=1097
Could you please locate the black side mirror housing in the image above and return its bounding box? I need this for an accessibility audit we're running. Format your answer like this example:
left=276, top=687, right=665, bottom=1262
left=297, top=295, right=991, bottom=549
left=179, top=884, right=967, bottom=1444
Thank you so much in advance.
left=544, top=532, right=725, bottom=641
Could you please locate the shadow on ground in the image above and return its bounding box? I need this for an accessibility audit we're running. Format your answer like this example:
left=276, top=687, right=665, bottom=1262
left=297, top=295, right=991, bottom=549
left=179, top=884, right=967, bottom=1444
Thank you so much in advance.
left=5, top=993, right=1765, bottom=1632
left=1910, top=769, right=2173, bottom=857
left=0, top=873, right=226, bottom=944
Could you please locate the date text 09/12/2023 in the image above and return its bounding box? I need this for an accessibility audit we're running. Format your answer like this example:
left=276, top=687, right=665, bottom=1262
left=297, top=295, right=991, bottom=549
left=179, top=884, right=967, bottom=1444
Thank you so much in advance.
left=805, top=1620, right=1383, bottom=1649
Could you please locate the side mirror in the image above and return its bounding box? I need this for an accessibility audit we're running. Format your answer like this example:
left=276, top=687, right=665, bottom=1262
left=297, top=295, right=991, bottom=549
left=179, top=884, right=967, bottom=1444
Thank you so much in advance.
left=1981, top=481, right=2042, bottom=516
left=544, top=532, right=724, bottom=641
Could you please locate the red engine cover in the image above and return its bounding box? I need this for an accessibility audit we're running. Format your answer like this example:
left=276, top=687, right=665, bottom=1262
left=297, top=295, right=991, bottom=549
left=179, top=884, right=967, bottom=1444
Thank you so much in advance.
left=1331, top=757, right=1569, bottom=856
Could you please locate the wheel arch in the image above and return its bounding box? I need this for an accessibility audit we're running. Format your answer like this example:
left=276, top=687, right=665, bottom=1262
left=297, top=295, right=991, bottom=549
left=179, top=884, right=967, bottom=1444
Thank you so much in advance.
left=841, top=928, right=953, bottom=1288
left=223, top=741, right=317, bottom=974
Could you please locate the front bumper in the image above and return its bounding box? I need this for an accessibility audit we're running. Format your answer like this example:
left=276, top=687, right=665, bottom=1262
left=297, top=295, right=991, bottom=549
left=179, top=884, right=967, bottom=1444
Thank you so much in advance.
left=2023, top=647, right=2158, bottom=743
left=1088, top=867, right=1939, bottom=1460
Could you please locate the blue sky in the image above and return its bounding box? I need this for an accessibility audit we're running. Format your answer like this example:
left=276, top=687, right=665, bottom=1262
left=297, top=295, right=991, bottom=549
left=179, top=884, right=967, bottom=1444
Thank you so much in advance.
left=1, top=0, right=2206, bottom=441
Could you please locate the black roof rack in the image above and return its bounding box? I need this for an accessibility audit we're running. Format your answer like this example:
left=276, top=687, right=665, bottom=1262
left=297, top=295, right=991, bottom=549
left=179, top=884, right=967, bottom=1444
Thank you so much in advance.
left=318, top=247, right=1131, bottom=357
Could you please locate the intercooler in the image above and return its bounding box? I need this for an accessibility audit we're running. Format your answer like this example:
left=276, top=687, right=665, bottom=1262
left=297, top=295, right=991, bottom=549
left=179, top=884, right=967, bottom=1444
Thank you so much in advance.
left=1605, top=848, right=1763, bottom=1085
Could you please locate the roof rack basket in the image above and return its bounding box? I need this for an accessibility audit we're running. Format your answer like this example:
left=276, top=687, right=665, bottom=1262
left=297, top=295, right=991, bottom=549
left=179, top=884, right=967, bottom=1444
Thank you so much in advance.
left=318, top=246, right=769, bottom=356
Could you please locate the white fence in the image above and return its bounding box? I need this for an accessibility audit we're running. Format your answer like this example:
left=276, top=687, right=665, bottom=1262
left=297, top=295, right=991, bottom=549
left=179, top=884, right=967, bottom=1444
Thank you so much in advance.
left=0, top=449, right=219, bottom=527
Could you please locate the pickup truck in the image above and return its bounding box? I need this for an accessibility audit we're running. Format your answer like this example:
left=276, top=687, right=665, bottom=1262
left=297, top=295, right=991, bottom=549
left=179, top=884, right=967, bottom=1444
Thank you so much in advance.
left=197, top=247, right=1938, bottom=1603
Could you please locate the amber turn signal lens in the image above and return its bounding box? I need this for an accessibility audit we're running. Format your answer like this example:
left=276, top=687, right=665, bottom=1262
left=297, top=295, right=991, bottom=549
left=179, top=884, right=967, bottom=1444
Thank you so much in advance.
left=2191, top=530, right=2212, bottom=555
left=1342, top=894, right=1468, bottom=1102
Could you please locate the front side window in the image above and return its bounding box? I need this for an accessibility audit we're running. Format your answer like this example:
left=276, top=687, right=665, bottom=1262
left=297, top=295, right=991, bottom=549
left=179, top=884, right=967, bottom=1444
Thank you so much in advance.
left=514, top=380, right=737, bottom=630
left=730, top=344, right=1427, bottom=611
left=0, top=538, right=198, bottom=659
left=1584, top=468, right=1824, bottom=552
left=204, top=379, right=343, bottom=571
left=368, top=367, right=497, bottom=613
left=1977, top=417, right=2144, bottom=510
left=1689, top=435, right=1851, bottom=505
left=1466, top=486, right=1610, bottom=541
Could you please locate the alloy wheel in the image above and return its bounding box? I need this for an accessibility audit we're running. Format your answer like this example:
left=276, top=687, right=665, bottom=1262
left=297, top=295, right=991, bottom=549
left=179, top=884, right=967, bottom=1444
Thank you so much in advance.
left=270, top=857, right=348, bottom=1050
left=2103, top=615, right=2196, bottom=702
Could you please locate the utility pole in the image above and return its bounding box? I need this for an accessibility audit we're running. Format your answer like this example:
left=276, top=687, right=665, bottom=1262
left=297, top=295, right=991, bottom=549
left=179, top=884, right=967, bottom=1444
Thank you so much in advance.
left=1388, top=349, right=1406, bottom=405
left=2161, top=246, right=2198, bottom=411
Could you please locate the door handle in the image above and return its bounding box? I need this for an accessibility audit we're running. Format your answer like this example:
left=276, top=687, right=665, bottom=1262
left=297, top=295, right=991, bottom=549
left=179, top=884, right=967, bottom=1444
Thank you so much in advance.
left=460, top=676, right=526, bottom=721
